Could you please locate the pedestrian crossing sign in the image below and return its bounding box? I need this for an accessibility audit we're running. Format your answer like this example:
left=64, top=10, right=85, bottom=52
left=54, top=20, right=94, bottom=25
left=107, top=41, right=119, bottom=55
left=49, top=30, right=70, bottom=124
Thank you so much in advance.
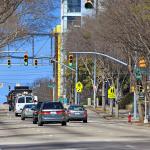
left=108, top=86, right=116, bottom=99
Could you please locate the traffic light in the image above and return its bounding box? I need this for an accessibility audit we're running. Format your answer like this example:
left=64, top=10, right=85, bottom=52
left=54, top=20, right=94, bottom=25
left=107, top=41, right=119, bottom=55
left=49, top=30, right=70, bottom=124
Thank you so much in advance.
left=85, top=0, right=94, bottom=9
left=8, top=58, right=11, bottom=67
left=69, top=55, right=73, bottom=67
left=24, top=53, right=28, bottom=66
left=34, top=59, right=38, bottom=66
left=138, top=57, right=147, bottom=68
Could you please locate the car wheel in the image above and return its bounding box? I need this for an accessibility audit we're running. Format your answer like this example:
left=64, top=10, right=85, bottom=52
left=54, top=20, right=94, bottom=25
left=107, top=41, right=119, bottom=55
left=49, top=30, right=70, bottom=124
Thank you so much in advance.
left=83, top=119, right=87, bottom=123
left=33, top=120, right=37, bottom=124
left=38, top=120, right=43, bottom=126
left=67, top=119, right=69, bottom=122
left=15, top=113, right=18, bottom=117
left=62, top=121, right=67, bottom=126
left=21, top=117, right=25, bottom=120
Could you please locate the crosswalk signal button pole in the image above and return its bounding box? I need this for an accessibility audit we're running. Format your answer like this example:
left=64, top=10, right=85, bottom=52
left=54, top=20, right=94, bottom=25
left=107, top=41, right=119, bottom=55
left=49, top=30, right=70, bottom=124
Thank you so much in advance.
left=24, top=53, right=28, bottom=66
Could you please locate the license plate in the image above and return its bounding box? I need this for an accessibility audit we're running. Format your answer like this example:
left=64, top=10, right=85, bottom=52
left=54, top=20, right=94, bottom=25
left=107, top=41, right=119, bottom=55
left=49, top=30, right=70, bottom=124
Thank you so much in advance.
left=75, top=112, right=80, bottom=115
left=51, top=111, right=56, bottom=114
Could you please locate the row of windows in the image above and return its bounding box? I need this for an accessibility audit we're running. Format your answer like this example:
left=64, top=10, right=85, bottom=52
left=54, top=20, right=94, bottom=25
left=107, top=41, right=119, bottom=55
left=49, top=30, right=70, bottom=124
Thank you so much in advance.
left=67, top=0, right=81, bottom=13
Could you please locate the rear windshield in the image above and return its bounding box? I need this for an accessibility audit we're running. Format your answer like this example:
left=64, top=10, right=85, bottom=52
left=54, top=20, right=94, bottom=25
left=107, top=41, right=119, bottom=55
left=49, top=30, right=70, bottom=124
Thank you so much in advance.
left=25, top=104, right=36, bottom=109
left=18, top=97, right=25, bottom=103
left=43, top=102, right=63, bottom=109
left=36, top=102, right=43, bottom=110
left=26, top=97, right=33, bottom=103
left=69, top=106, right=85, bottom=111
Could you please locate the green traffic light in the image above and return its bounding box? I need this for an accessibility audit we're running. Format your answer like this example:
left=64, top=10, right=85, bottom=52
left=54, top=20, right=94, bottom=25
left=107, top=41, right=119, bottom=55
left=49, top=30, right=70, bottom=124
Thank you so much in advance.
left=24, top=61, right=28, bottom=66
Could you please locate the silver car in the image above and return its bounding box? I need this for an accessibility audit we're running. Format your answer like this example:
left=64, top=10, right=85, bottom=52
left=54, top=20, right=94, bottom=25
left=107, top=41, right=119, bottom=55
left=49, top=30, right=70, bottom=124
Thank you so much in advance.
left=38, top=101, right=67, bottom=126
left=21, top=104, right=36, bottom=120
left=67, top=105, right=87, bottom=123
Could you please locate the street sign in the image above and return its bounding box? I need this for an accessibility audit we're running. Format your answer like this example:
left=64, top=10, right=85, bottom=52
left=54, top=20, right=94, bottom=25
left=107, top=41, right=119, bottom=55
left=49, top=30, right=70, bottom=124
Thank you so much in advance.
left=108, top=86, right=116, bottom=99
left=76, top=81, right=83, bottom=93
left=48, top=83, right=55, bottom=88
left=134, top=67, right=142, bottom=80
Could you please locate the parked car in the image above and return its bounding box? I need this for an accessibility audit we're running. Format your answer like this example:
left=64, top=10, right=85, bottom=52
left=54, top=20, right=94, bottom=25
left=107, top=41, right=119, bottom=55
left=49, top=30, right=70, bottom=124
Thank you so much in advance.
left=32, top=101, right=43, bottom=124
left=38, top=101, right=67, bottom=126
left=21, top=104, right=36, bottom=120
left=67, top=105, right=87, bottom=123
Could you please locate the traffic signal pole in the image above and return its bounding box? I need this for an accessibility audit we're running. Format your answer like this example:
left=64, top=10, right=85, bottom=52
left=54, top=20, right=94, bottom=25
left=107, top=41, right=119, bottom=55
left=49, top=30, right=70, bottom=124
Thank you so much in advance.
left=75, top=53, right=78, bottom=104
left=93, top=55, right=97, bottom=108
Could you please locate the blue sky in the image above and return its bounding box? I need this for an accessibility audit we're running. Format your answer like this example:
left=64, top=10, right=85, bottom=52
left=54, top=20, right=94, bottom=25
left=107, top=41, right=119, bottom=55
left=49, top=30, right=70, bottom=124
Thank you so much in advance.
left=0, top=2, right=60, bottom=104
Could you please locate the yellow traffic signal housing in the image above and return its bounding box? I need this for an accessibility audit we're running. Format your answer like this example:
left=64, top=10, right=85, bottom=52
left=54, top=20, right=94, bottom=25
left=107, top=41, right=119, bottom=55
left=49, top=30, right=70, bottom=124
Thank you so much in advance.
left=69, top=55, right=73, bottom=67
left=138, top=57, right=147, bottom=68
left=34, top=59, right=38, bottom=66
left=24, top=53, right=28, bottom=66
left=85, top=0, right=94, bottom=9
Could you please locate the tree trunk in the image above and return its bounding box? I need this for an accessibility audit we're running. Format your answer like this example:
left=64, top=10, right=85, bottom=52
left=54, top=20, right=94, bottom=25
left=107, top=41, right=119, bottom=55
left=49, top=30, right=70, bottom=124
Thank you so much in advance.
left=138, top=100, right=144, bottom=122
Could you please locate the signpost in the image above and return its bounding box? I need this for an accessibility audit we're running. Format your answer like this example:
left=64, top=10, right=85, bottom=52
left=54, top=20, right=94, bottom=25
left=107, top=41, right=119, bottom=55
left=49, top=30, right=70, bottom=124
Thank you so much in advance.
left=75, top=81, right=83, bottom=104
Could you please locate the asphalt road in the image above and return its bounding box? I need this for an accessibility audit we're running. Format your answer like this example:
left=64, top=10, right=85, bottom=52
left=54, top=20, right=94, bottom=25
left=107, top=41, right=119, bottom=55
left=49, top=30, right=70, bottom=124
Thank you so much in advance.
left=0, top=109, right=150, bottom=150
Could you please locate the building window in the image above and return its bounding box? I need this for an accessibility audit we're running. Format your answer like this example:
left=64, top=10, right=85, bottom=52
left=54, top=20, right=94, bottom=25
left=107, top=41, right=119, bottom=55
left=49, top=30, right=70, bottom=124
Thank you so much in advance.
left=67, top=0, right=81, bottom=13
left=67, top=16, right=81, bottom=29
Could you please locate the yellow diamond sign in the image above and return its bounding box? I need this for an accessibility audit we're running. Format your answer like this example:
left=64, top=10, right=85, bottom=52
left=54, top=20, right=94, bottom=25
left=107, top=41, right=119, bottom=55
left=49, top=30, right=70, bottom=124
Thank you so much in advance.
left=76, top=81, right=83, bottom=93
left=108, top=86, right=116, bottom=99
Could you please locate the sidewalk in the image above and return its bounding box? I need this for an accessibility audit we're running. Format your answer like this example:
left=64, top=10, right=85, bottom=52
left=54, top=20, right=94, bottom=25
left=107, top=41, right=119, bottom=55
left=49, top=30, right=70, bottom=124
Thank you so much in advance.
left=88, top=106, right=150, bottom=127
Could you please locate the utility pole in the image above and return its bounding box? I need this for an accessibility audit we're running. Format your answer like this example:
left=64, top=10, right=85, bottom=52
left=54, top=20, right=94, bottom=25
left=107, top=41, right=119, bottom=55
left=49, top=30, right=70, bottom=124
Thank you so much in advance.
left=102, top=73, right=106, bottom=111
left=32, top=36, right=34, bottom=65
left=93, top=55, right=97, bottom=108
left=115, top=73, right=119, bottom=118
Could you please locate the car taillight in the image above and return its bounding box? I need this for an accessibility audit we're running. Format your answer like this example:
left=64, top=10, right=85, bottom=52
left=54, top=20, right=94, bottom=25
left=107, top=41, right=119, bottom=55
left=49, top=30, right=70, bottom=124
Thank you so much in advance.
left=40, top=111, right=50, bottom=115
left=57, top=110, right=65, bottom=115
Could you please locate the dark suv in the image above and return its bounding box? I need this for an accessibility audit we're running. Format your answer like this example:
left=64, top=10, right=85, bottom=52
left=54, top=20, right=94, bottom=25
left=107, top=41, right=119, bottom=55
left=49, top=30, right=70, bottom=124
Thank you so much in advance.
left=38, top=101, right=67, bottom=126
left=32, top=102, right=43, bottom=124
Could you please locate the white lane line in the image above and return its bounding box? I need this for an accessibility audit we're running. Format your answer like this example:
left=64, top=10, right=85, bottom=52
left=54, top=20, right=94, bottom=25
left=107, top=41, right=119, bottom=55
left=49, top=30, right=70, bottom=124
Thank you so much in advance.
left=125, top=145, right=136, bottom=149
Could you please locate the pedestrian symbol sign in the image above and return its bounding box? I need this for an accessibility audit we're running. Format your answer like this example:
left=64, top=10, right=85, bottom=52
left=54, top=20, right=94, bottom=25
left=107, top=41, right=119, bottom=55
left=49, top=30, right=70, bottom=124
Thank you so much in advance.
left=76, top=81, right=83, bottom=93
left=108, top=86, right=116, bottom=99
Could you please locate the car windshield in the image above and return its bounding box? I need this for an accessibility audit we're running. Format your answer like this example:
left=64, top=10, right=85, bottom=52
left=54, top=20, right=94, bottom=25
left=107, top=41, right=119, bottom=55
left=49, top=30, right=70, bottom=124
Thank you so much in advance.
left=43, top=102, right=63, bottom=109
left=69, top=106, right=84, bottom=111
left=26, top=97, right=33, bottom=103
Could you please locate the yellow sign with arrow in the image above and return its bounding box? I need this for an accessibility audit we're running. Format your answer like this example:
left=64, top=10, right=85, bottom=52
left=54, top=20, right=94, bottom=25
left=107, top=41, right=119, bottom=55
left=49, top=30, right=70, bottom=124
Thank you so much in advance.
left=108, top=86, right=116, bottom=99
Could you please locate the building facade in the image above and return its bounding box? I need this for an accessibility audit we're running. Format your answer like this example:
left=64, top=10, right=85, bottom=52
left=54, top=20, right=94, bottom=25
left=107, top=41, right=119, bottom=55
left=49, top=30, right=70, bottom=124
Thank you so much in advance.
left=60, top=0, right=95, bottom=98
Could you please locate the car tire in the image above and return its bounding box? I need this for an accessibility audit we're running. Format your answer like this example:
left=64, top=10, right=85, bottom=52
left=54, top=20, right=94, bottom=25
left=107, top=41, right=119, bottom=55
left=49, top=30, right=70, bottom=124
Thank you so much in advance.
left=33, top=120, right=37, bottom=124
left=38, top=121, right=43, bottom=126
left=15, top=113, right=18, bottom=117
left=21, top=116, right=25, bottom=120
left=67, top=119, right=69, bottom=122
left=83, top=119, right=87, bottom=123
left=62, top=121, right=67, bottom=126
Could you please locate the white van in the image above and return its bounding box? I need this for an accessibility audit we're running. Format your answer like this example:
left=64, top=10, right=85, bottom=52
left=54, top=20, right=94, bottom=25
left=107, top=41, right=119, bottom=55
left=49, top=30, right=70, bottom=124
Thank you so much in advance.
left=15, top=95, right=34, bottom=116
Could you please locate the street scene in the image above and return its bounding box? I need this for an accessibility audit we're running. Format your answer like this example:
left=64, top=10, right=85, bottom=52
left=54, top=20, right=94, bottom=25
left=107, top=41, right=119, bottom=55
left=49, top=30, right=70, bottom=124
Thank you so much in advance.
left=0, top=0, right=150, bottom=150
